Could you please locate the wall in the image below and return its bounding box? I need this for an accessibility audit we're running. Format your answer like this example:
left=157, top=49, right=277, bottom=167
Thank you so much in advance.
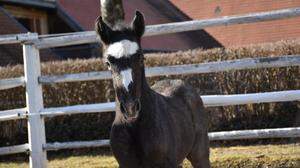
left=169, top=0, right=300, bottom=47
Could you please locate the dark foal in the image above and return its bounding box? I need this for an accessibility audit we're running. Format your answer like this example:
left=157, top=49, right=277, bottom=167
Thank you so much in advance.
left=95, top=11, right=210, bottom=168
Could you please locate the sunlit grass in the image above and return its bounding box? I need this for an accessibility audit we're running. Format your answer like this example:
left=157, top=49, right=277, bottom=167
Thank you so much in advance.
left=0, top=143, right=299, bottom=168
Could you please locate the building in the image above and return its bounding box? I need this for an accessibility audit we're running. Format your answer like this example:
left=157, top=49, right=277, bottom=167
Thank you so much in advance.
left=1, top=0, right=298, bottom=66
left=0, top=0, right=94, bottom=66
left=58, top=0, right=220, bottom=51
left=0, top=0, right=220, bottom=66
left=169, top=0, right=300, bottom=47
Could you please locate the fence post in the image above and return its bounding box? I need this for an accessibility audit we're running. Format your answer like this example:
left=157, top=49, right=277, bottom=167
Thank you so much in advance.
left=23, top=33, right=47, bottom=168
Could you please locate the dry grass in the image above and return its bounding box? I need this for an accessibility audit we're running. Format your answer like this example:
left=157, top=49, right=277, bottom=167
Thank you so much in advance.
left=0, top=143, right=299, bottom=168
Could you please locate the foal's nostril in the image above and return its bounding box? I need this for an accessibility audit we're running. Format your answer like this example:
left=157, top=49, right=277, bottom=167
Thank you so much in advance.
left=120, top=99, right=141, bottom=119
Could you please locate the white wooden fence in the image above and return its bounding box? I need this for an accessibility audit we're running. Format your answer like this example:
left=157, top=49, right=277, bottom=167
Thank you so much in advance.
left=0, top=7, right=300, bottom=168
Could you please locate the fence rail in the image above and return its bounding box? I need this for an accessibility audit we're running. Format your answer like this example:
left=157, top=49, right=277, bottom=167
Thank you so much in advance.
left=0, top=8, right=299, bottom=48
left=202, top=90, right=300, bottom=107
left=209, top=127, right=300, bottom=141
left=0, top=7, right=300, bottom=167
left=39, top=55, right=300, bottom=84
left=41, top=102, right=115, bottom=117
left=45, top=140, right=110, bottom=151
left=32, top=7, right=300, bottom=48
left=0, top=33, right=38, bottom=45
left=0, top=77, right=25, bottom=91
left=0, top=108, right=27, bottom=121
left=1, top=55, right=299, bottom=90
left=0, top=144, right=29, bottom=156
left=0, top=90, right=298, bottom=121
left=1, top=127, right=299, bottom=155
left=38, top=90, right=300, bottom=117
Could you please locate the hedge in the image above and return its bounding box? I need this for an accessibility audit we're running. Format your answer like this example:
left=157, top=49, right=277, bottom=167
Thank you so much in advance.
left=0, top=39, right=299, bottom=146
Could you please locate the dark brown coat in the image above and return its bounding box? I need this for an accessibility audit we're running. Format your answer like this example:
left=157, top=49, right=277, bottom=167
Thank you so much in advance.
left=96, top=11, right=210, bottom=168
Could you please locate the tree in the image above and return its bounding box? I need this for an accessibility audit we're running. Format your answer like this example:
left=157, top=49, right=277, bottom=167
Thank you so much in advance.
left=100, top=0, right=125, bottom=27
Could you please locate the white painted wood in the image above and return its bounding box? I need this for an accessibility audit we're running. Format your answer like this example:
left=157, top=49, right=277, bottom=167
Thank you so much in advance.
left=39, top=32, right=84, bottom=38
left=44, top=140, right=110, bottom=151
left=0, top=31, right=86, bottom=44
left=23, top=40, right=48, bottom=168
left=32, top=7, right=300, bottom=48
left=146, top=7, right=300, bottom=36
left=0, top=144, right=29, bottom=156
left=1, top=8, right=299, bottom=47
left=0, top=34, right=19, bottom=45
left=0, top=108, right=27, bottom=121
left=39, top=90, right=300, bottom=117
left=202, top=90, right=300, bottom=107
left=43, top=127, right=300, bottom=151
left=146, top=55, right=300, bottom=77
left=0, top=33, right=38, bottom=45
left=40, top=102, right=115, bottom=117
left=39, top=55, right=300, bottom=84
left=0, top=77, right=25, bottom=90
left=35, top=31, right=96, bottom=49
left=209, top=127, right=300, bottom=141
left=39, top=71, right=111, bottom=84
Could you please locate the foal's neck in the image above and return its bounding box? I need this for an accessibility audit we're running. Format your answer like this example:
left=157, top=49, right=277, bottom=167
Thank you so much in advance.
left=139, top=65, right=157, bottom=118
left=139, top=64, right=152, bottom=99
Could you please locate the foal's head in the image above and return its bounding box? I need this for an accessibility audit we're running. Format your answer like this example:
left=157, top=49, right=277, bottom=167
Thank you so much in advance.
left=95, top=11, right=145, bottom=121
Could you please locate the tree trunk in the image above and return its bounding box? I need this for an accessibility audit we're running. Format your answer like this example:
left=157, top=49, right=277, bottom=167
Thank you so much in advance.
left=100, top=0, right=125, bottom=27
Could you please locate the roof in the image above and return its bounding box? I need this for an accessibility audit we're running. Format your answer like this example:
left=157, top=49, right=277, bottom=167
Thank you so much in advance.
left=57, top=0, right=99, bottom=30
left=169, top=0, right=300, bottom=47
left=0, top=0, right=55, bottom=9
left=56, top=3, right=84, bottom=31
left=57, top=0, right=221, bottom=50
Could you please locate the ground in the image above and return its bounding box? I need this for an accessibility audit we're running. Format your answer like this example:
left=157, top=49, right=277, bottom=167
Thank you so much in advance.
left=0, top=143, right=299, bottom=168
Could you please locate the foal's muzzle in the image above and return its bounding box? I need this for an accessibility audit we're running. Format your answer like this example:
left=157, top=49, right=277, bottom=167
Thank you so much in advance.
left=120, top=99, right=141, bottom=121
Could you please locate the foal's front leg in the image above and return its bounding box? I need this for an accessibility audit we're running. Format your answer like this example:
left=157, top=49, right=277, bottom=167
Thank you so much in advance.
left=110, top=126, right=141, bottom=168
left=113, top=145, right=140, bottom=168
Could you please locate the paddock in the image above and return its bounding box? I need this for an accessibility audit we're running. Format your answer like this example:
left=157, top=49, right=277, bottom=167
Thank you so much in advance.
left=0, top=7, right=300, bottom=168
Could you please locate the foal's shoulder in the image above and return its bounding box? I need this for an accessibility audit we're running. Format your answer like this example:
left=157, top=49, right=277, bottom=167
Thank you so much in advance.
left=151, top=79, right=196, bottom=97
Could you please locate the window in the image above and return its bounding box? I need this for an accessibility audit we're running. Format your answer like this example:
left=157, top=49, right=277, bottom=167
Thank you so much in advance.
left=4, top=5, right=48, bottom=34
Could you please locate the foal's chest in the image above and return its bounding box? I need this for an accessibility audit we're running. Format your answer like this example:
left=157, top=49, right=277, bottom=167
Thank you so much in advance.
left=136, top=122, right=175, bottom=159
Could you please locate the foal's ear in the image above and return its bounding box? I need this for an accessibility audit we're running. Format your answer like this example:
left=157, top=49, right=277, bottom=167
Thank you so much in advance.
left=95, top=16, right=113, bottom=44
left=131, top=11, right=145, bottom=38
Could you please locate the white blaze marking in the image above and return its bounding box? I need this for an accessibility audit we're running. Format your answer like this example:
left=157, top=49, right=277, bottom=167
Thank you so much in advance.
left=106, top=40, right=139, bottom=58
left=120, top=69, right=133, bottom=91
